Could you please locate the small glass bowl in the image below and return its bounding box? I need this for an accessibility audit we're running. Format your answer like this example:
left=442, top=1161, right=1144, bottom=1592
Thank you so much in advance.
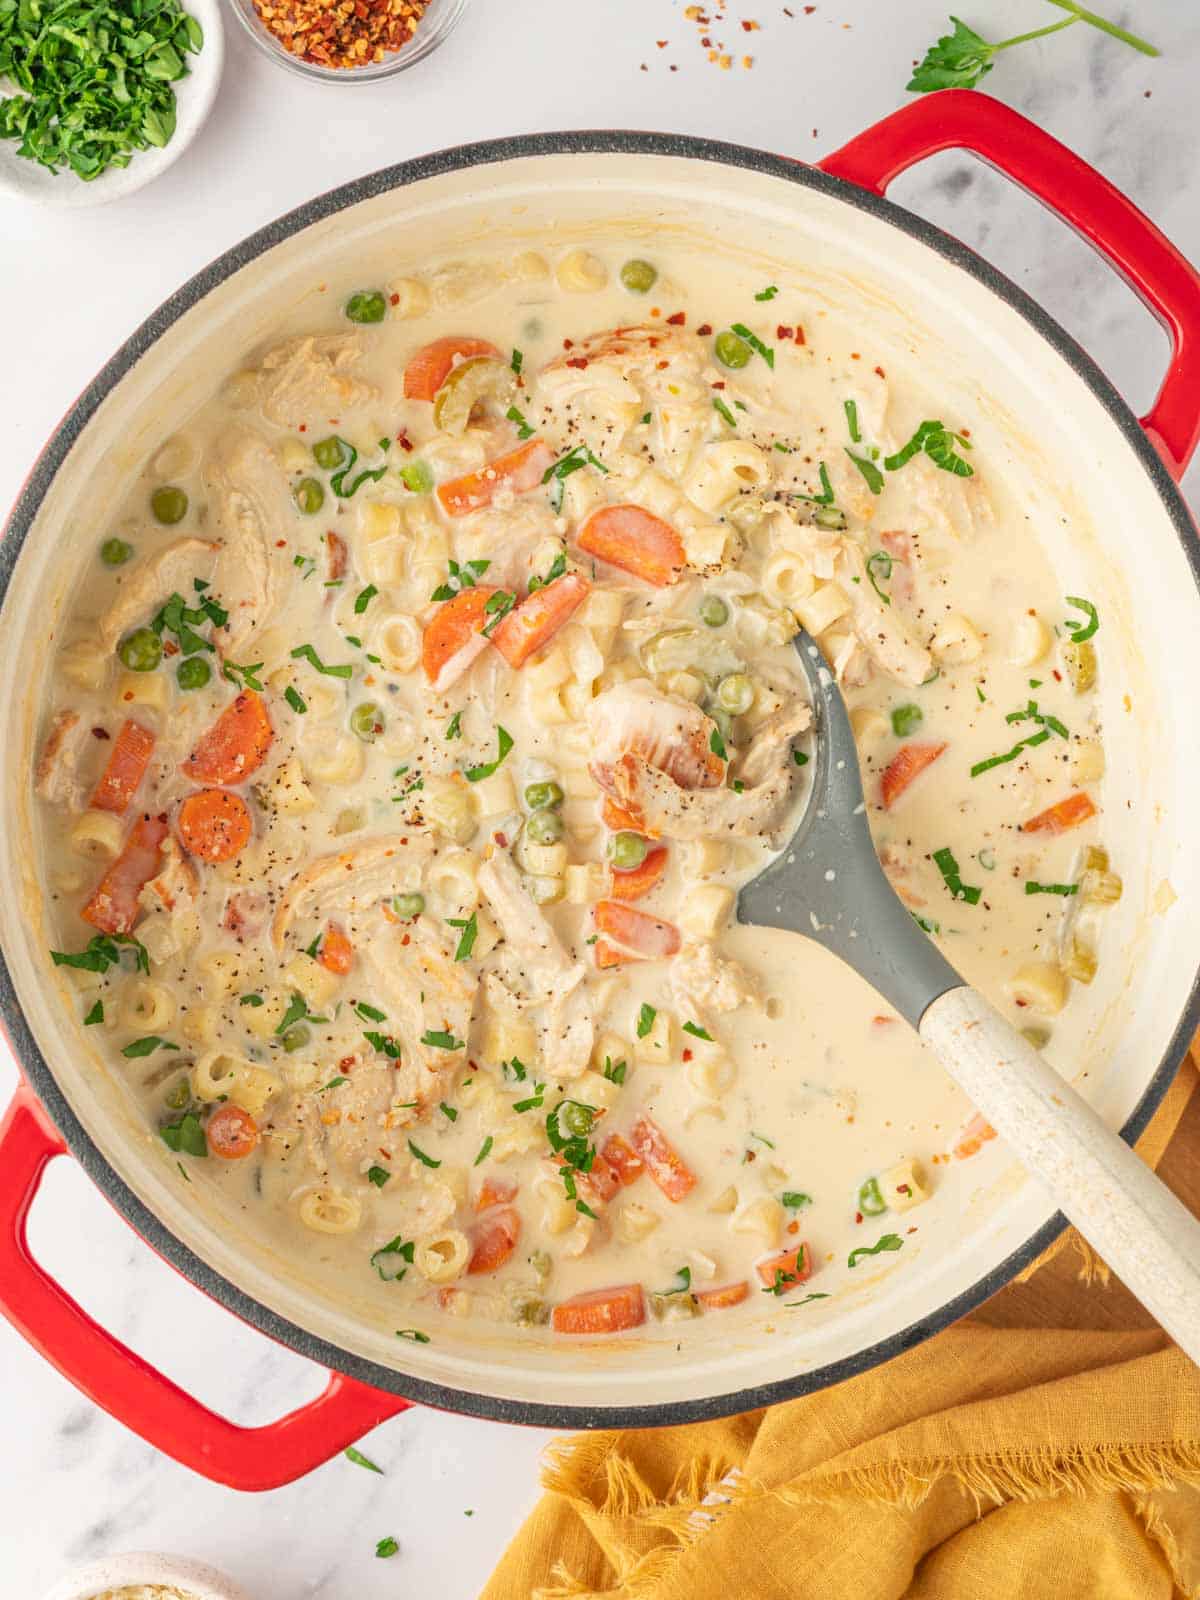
left=224, top=0, right=469, bottom=82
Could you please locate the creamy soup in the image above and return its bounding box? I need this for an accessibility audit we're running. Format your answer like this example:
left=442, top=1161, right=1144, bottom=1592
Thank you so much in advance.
left=35, top=244, right=1120, bottom=1338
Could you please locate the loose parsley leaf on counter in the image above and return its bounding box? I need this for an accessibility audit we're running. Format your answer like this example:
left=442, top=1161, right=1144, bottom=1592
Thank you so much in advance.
left=908, top=7, right=1157, bottom=96
left=345, top=1445, right=384, bottom=1474
left=376, top=1537, right=399, bottom=1559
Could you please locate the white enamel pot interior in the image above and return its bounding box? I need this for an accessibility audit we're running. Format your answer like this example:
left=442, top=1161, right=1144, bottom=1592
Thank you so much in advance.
left=3, top=136, right=1198, bottom=1427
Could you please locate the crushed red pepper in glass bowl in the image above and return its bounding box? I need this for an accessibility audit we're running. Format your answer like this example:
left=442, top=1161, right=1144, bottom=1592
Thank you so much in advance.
left=226, top=0, right=468, bottom=80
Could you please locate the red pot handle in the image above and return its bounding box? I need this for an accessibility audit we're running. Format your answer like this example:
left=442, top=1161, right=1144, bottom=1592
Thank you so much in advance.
left=0, top=1088, right=410, bottom=1490
left=819, top=91, right=1200, bottom=480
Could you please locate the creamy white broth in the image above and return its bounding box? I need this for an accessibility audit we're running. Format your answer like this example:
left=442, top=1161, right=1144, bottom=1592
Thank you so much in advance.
left=34, top=243, right=1118, bottom=1338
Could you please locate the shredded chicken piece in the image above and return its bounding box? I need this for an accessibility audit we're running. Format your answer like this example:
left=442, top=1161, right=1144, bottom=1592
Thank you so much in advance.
left=35, top=709, right=87, bottom=809
left=670, top=941, right=762, bottom=1016
left=139, top=835, right=199, bottom=915
left=587, top=680, right=725, bottom=793
left=835, top=542, right=932, bottom=687
left=98, top=538, right=220, bottom=652
left=272, top=832, right=436, bottom=950
left=205, top=431, right=293, bottom=657
left=252, top=334, right=377, bottom=429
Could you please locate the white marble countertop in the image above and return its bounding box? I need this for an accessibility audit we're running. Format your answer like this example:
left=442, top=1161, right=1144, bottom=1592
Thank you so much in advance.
left=2, top=1, right=1198, bottom=1593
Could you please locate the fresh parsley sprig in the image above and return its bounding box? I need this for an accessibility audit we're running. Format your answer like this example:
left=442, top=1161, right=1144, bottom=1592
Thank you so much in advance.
left=908, top=6, right=1157, bottom=96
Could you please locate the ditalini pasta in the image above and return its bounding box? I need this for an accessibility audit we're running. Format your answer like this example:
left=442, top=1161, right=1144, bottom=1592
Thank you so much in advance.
left=36, top=244, right=1119, bottom=1338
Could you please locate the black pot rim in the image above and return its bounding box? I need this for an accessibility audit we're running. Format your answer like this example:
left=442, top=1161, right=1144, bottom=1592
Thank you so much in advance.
left=4, top=129, right=1198, bottom=1435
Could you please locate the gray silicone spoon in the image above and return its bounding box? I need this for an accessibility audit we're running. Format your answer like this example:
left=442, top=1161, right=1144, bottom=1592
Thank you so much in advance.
left=738, top=630, right=1200, bottom=1357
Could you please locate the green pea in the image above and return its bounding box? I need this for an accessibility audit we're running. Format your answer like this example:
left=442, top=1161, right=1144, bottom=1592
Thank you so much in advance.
left=858, top=1176, right=887, bottom=1216
left=177, top=656, right=211, bottom=691
left=714, top=330, right=751, bottom=370
left=814, top=505, right=849, bottom=532
left=393, top=891, right=425, bottom=920
left=716, top=673, right=754, bottom=715
left=281, top=1023, right=310, bottom=1054
left=400, top=459, right=435, bottom=495
left=607, top=830, right=648, bottom=871
left=350, top=701, right=384, bottom=742
left=526, top=809, right=564, bottom=845
left=151, top=485, right=188, bottom=525
left=559, top=1101, right=594, bottom=1138
left=345, top=290, right=387, bottom=324
left=511, top=1293, right=550, bottom=1326
left=620, top=258, right=658, bottom=294
left=294, top=477, right=325, bottom=515
left=524, top=780, right=564, bottom=811
left=699, top=594, right=729, bottom=628
left=118, top=627, right=162, bottom=673
left=100, top=537, right=133, bottom=567
left=312, top=436, right=348, bottom=470
left=164, top=1075, right=191, bottom=1111
left=891, top=703, right=923, bottom=738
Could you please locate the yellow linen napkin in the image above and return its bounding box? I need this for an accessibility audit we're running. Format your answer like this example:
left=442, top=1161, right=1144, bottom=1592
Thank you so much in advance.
left=484, top=1057, right=1200, bottom=1600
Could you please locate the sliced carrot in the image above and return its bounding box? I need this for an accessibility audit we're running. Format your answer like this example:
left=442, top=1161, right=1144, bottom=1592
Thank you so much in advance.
left=475, top=1175, right=517, bottom=1213
left=326, top=530, right=348, bottom=581
left=695, top=1280, right=751, bottom=1311
left=593, top=937, right=628, bottom=970
left=756, top=1242, right=812, bottom=1292
left=223, top=890, right=268, bottom=940
left=610, top=844, right=668, bottom=903
left=1022, top=791, right=1097, bottom=835
left=421, top=585, right=499, bottom=688
left=599, top=1132, right=644, bottom=1187
left=437, top=438, right=555, bottom=518
left=602, top=796, right=646, bottom=833
left=89, top=719, right=155, bottom=815
left=403, top=336, right=500, bottom=402
left=467, top=1204, right=521, bottom=1275
left=317, top=921, right=353, bottom=976
left=594, top=900, right=681, bottom=962
left=490, top=573, right=591, bottom=668
left=82, top=812, right=168, bottom=934
left=182, top=691, right=273, bottom=786
left=952, top=1112, right=997, bottom=1161
left=178, top=789, right=252, bottom=863
left=577, top=504, right=687, bottom=587
left=629, top=1116, right=696, bottom=1202
left=551, top=1283, right=647, bottom=1335
left=552, top=1152, right=619, bottom=1207
left=207, top=1104, right=260, bottom=1160
left=880, top=741, right=947, bottom=810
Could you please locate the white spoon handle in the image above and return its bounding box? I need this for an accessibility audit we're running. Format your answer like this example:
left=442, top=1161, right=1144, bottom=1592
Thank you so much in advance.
left=920, top=986, right=1200, bottom=1357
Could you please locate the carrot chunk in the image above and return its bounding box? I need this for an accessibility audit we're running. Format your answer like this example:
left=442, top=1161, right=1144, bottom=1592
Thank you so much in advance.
left=610, top=844, right=668, bottom=903
left=695, top=1280, right=751, bottom=1311
left=952, top=1112, right=997, bottom=1161
left=326, top=530, right=348, bottom=581
left=551, top=1283, right=647, bottom=1335
left=82, top=812, right=168, bottom=934
left=207, top=1104, right=260, bottom=1160
left=317, top=921, right=353, bottom=976
left=467, top=1204, right=521, bottom=1275
left=475, top=1175, right=517, bottom=1212
left=629, top=1116, right=697, bottom=1202
left=490, top=573, right=590, bottom=668
left=756, top=1242, right=812, bottom=1292
left=89, top=719, right=155, bottom=814
left=578, top=504, right=686, bottom=587
left=593, top=937, right=629, bottom=970
left=403, top=336, right=500, bottom=402
left=880, top=741, right=947, bottom=809
left=182, top=691, right=273, bottom=786
left=178, top=789, right=252, bottom=863
left=1022, top=791, right=1097, bottom=835
left=594, top=900, right=681, bottom=962
left=421, top=585, right=499, bottom=689
left=437, top=438, right=555, bottom=518
left=602, top=796, right=647, bottom=833
left=599, top=1132, right=644, bottom=1187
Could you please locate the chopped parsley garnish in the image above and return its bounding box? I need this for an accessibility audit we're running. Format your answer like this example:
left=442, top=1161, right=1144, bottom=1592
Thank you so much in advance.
left=844, top=398, right=861, bottom=443
left=883, top=419, right=973, bottom=477
left=713, top=396, right=738, bottom=429
left=408, top=1139, right=441, bottom=1169
left=866, top=550, right=892, bottom=604
left=430, top=557, right=491, bottom=603
left=290, top=643, right=353, bottom=678
left=513, top=1084, right=546, bottom=1114
left=344, top=1446, right=384, bottom=1474
left=420, top=1029, right=465, bottom=1051
left=51, top=932, right=148, bottom=975
left=912, top=912, right=941, bottom=935
left=481, top=589, right=517, bottom=636
left=363, top=1030, right=402, bottom=1059
left=792, top=749, right=809, bottom=767
left=449, top=913, right=478, bottom=962
left=796, top=461, right=836, bottom=506
left=121, top=1035, right=179, bottom=1058
left=318, top=1076, right=348, bottom=1092
left=474, top=1135, right=494, bottom=1166
left=439, top=1101, right=459, bottom=1122
left=367, top=1165, right=391, bottom=1188
left=240, top=992, right=264, bottom=1007
left=503, top=1056, right=528, bottom=1082
left=222, top=660, right=265, bottom=691
left=1025, top=880, right=1079, bottom=896
left=276, top=992, right=326, bottom=1036
left=729, top=322, right=775, bottom=369
left=397, top=1328, right=431, bottom=1343
left=284, top=685, right=307, bottom=715
left=932, top=846, right=982, bottom=905
left=542, top=443, right=608, bottom=512
left=505, top=404, right=535, bottom=440
left=908, top=10, right=1156, bottom=96
left=636, top=1003, right=656, bottom=1039
left=1005, top=699, right=1069, bottom=739
left=658, top=1266, right=693, bottom=1295
left=546, top=1099, right=600, bottom=1218
left=754, top=284, right=779, bottom=301
left=444, top=710, right=463, bottom=740
left=786, top=1292, right=831, bottom=1308
left=848, top=1232, right=904, bottom=1269
left=602, top=1055, right=627, bottom=1084
left=782, top=1191, right=813, bottom=1210
left=83, top=999, right=103, bottom=1026
left=465, top=725, right=514, bottom=782
left=511, top=348, right=524, bottom=374
left=971, top=723, right=1054, bottom=778
left=710, top=726, right=728, bottom=761
left=330, top=437, right=391, bottom=499
left=354, top=583, right=379, bottom=615
left=376, top=1537, right=399, bottom=1559
left=354, top=1000, right=387, bottom=1023
left=751, top=1130, right=775, bottom=1149
left=762, top=1253, right=806, bottom=1295
left=1065, top=595, right=1100, bottom=641
left=891, top=703, right=922, bottom=737
left=160, top=1111, right=206, bottom=1157
left=151, top=590, right=227, bottom=657
left=682, top=1021, right=714, bottom=1041
left=528, top=550, right=568, bottom=593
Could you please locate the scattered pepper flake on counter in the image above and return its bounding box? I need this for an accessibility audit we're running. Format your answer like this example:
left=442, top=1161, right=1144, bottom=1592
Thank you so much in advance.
left=252, top=0, right=431, bottom=68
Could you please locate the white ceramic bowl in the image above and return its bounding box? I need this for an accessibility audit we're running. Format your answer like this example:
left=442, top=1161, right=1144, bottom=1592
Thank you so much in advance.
left=0, top=0, right=224, bottom=209
left=40, top=1551, right=251, bottom=1600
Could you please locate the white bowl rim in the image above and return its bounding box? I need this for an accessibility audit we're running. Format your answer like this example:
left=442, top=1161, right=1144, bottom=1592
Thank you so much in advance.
left=40, top=1551, right=251, bottom=1600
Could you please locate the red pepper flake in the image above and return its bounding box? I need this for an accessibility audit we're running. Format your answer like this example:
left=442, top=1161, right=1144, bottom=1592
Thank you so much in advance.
left=851, top=351, right=861, bottom=360
left=390, top=292, right=400, bottom=305
left=682, top=1047, right=694, bottom=1062
left=656, top=359, right=669, bottom=370
left=711, top=379, right=726, bottom=389
left=874, top=365, right=886, bottom=378
left=666, top=311, right=686, bottom=326
left=298, top=423, right=307, bottom=433
left=855, top=1211, right=863, bottom=1224
left=697, top=322, right=713, bottom=336
left=566, top=357, right=589, bottom=370
left=275, top=539, right=287, bottom=548
left=776, top=324, right=793, bottom=340
left=656, top=38, right=668, bottom=46
left=563, top=338, right=574, bottom=350
left=1052, top=669, right=1063, bottom=682
left=794, top=326, right=806, bottom=344
left=396, top=431, right=414, bottom=453
left=494, top=830, right=509, bottom=848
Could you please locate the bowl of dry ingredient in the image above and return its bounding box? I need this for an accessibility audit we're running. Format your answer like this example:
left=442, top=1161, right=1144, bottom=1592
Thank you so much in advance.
left=40, top=1551, right=252, bottom=1600
left=225, top=0, right=469, bottom=80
